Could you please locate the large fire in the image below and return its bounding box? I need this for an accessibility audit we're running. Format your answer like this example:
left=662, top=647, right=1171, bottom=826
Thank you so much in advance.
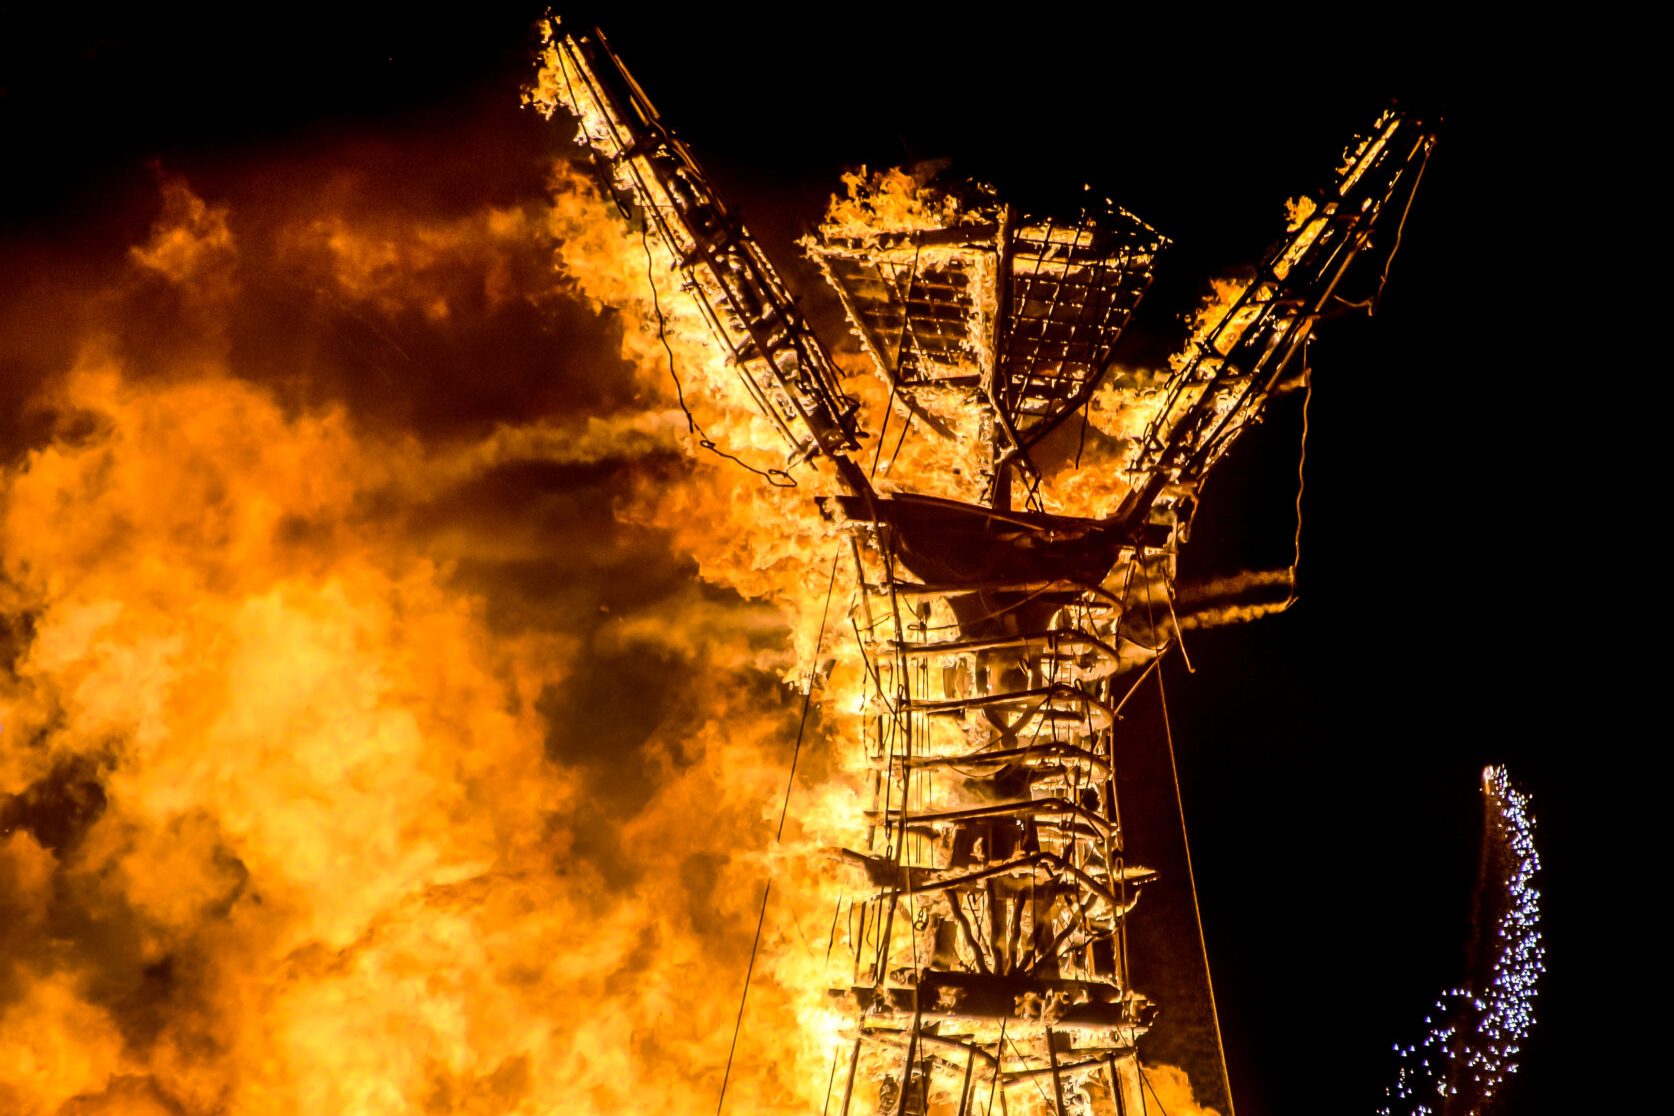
left=0, top=17, right=1476, bottom=1116
left=0, top=147, right=849, bottom=1116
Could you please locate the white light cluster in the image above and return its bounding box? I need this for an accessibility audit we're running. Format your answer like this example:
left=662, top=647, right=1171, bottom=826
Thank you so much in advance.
left=1379, top=765, right=1544, bottom=1115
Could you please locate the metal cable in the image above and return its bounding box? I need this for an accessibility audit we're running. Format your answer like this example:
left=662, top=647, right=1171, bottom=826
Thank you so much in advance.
left=716, top=549, right=843, bottom=1113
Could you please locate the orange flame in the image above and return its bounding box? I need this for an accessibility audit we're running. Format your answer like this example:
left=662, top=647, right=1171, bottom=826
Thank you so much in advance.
left=0, top=154, right=851, bottom=1112
left=1, top=59, right=1235, bottom=1112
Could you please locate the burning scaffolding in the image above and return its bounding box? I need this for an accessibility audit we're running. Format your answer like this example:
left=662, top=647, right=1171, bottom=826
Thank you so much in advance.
left=806, top=172, right=1166, bottom=507
left=527, top=18, right=1436, bottom=1116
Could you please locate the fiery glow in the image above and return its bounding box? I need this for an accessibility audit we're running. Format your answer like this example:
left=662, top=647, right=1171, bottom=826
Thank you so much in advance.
left=0, top=153, right=854, bottom=1112
left=522, top=25, right=1434, bottom=1116
left=1, top=22, right=1437, bottom=1116
left=820, top=166, right=984, bottom=240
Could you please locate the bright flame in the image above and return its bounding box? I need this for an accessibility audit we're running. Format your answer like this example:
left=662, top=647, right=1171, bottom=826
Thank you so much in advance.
left=0, top=155, right=851, bottom=1113
left=0, top=29, right=1308, bottom=1113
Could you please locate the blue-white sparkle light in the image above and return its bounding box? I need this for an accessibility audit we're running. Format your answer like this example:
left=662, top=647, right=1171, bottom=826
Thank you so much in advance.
left=1379, top=765, right=1544, bottom=1115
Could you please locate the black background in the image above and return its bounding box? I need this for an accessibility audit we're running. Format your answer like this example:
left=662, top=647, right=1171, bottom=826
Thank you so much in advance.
left=2, top=7, right=1593, bottom=1113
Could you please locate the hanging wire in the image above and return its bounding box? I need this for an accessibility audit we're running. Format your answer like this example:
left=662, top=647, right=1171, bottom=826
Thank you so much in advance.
left=1153, top=662, right=1237, bottom=1116
left=776, top=554, right=842, bottom=838
left=715, top=881, right=774, bottom=1116
left=1138, top=575, right=1235, bottom=1116
left=869, top=382, right=897, bottom=477
left=1138, top=1063, right=1173, bottom=1116
left=1282, top=343, right=1313, bottom=610
left=1371, top=141, right=1431, bottom=312
left=880, top=402, right=917, bottom=479
left=1005, top=1031, right=1057, bottom=1112
left=563, top=35, right=802, bottom=493
left=985, top=1018, right=1008, bottom=1116
left=715, top=550, right=843, bottom=1114
left=635, top=221, right=799, bottom=488
left=1162, top=578, right=1196, bottom=675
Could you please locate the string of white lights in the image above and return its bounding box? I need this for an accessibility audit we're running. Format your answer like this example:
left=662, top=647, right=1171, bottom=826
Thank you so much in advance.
left=1379, top=765, right=1544, bottom=1115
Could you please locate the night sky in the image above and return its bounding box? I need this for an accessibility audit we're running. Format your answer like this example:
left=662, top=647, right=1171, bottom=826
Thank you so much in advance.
left=2, top=8, right=1587, bottom=1113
